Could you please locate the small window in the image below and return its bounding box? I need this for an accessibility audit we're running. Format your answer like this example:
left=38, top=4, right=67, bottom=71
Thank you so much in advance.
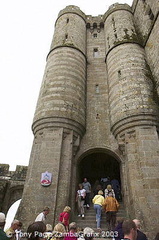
left=66, top=18, right=69, bottom=23
left=96, top=114, right=100, bottom=119
left=118, top=70, right=121, bottom=78
left=65, top=34, right=68, bottom=40
left=95, top=84, right=99, bottom=93
left=93, top=33, right=97, bottom=38
left=93, top=23, right=97, bottom=28
left=93, top=48, right=99, bottom=57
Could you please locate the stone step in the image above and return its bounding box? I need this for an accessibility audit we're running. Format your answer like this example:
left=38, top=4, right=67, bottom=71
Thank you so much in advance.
left=74, top=201, right=127, bottom=230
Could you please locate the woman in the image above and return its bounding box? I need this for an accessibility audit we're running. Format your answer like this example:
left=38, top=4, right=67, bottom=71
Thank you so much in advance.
left=59, top=206, right=71, bottom=231
left=52, top=223, right=66, bottom=240
left=76, top=183, right=86, bottom=218
left=92, top=190, right=105, bottom=230
left=104, top=185, right=115, bottom=198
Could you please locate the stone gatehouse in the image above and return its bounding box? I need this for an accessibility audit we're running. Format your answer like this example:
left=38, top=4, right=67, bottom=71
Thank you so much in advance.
left=16, top=0, right=159, bottom=238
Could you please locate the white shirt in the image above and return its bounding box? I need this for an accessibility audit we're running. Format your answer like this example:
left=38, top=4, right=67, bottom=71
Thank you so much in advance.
left=77, top=189, right=86, bottom=197
left=35, top=212, right=46, bottom=223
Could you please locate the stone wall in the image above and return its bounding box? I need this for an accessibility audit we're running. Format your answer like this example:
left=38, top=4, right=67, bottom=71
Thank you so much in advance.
left=0, top=164, right=27, bottom=214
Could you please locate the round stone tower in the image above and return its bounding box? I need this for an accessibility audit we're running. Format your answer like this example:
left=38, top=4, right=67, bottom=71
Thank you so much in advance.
left=33, top=5, right=87, bottom=138
left=104, top=3, right=159, bottom=233
left=16, top=5, right=87, bottom=229
left=104, top=3, right=159, bottom=136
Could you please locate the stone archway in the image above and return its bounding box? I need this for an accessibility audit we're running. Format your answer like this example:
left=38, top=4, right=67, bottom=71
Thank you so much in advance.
left=75, top=149, right=122, bottom=203
left=78, top=152, right=120, bottom=186
left=2, top=184, right=24, bottom=215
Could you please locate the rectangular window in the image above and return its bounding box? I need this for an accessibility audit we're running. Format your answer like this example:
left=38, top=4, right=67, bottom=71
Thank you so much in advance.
left=93, top=48, right=99, bottom=57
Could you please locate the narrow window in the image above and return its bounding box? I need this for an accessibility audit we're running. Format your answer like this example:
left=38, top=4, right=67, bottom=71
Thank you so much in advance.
left=96, top=114, right=100, bottom=119
left=118, top=70, right=121, bottom=79
left=66, top=18, right=69, bottom=23
left=65, top=34, right=68, bottom=40
left=95, top=84, right=99, bottom=93
left=93, top=48, right=99, bottom=57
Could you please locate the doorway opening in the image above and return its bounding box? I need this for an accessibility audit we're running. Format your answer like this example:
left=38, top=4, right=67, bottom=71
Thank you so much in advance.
left=77, top=151, right=121, bottom=198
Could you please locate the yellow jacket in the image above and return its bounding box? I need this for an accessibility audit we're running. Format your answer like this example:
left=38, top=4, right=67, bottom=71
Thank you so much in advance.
left=92, top=194, right=105, bottom=206
left=103, top=196, right=119, bottom=212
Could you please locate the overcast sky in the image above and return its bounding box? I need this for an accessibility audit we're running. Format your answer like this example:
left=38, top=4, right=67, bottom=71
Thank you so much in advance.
left=0, top=0, right=133, bottom=171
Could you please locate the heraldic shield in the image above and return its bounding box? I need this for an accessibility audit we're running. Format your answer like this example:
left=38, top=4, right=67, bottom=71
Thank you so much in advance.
left=41, top=171, right=52, bottom=186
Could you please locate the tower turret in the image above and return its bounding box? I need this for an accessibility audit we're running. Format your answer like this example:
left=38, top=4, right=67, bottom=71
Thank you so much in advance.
left=104, top=3, right=159, bottom=137
left=104, top=4, right=159, bottom=233
left=33, top=5, right=87, bottom=138
left=16, top=5, right=87, bottom=228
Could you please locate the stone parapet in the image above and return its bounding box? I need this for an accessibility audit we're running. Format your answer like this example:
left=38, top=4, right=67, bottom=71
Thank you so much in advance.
left=103, top=3, right=132, bottom=21
left=0, top=164, right=27, bottom=213
left=50, top=5, right=86, bottom=56
left=56, top=5, right=86, bottom=23
left=0, top=164, right=27, bottom=180
left=104, top=3, right=141, bottom=56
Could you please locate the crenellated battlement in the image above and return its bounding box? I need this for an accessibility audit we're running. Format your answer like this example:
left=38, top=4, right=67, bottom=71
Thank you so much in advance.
left=56, top=5, right=86, bottom=24
left=103, top=3, right=132, bottom=21
left=86, top=15, right=104, bottom=33
left=0, top=164, right=27, bottom=180
left=0, top=164, right=27, bottom=214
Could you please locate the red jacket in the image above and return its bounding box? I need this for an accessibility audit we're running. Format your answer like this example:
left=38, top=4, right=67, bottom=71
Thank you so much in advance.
left=59, top=212, right=69, bottom=226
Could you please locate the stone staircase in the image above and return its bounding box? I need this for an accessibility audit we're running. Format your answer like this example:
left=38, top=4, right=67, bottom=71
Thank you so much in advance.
left=74, top=201, right=127, bottom=231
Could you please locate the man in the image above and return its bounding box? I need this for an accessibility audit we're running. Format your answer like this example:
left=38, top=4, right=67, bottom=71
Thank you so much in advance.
left=133, top=219, right=148, bottom=240
left=103, top=192, right=119, bottom=230
left=111, top=178, right=121, bottom=201
left=5, top=219, right=20, bottom=240
left=82, top=178, right=91, bottom=208
left=0, top=212, right=9, bottom=240
left=122, top=219, right=137, bottom=240
left=35, top=207, right=50, bottom=223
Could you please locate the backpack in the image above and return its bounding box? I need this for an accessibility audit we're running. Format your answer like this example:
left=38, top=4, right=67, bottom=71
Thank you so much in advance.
left=59, top=212, right=67, bottom=222
left=59, top=212, right=64, bottom=222
left=108, top=189, right=112, bottom=194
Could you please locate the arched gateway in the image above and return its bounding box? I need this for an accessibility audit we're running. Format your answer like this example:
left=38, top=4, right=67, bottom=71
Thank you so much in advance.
left=70, top=148, right=123, bottom=215
left=16, top=1, right=159, bottom=238
left=77, top=149, right=121, bottom=190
